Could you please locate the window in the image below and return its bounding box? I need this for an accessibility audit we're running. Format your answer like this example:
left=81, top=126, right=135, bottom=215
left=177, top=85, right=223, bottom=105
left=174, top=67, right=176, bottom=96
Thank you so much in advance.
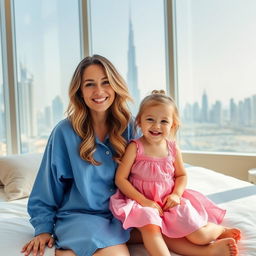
left=89, top=0, right=167, bottom=114
left=13, top=0, right=81, bottom=153
left=0, top=31, right=6, bottom=155
left=174, top=0, right=256, bottom=154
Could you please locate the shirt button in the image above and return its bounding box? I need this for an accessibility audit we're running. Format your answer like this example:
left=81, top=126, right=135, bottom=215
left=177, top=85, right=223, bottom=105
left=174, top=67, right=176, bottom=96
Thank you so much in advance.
left=106, top=151, right=110, bottom=155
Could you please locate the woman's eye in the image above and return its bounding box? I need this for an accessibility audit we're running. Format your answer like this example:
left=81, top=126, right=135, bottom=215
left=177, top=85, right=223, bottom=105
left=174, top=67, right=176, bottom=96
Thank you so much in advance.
left=102, top=80, right=110, bottom=85
left=84, top=82, right=94, bottom=87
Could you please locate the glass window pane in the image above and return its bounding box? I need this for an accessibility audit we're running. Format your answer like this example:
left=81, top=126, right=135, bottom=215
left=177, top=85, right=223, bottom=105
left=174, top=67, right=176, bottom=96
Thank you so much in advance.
left=0, top=30, right=7, bottom=155
left=13, top=0, right=81, bottom=153
left=89, top=0, right=167, bottom=114
left=175, top=0, right=256, bottom=154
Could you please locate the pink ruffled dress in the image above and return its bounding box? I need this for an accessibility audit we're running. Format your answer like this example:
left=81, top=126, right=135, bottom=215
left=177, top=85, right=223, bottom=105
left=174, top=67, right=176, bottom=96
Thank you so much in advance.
left=109, top=138, right=226, bottom=238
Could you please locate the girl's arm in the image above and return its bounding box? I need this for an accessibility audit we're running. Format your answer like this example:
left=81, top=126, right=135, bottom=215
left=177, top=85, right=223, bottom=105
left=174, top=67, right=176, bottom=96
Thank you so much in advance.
left=115, top=142, right=163, bottom=215
left=172, top=145, right=187, bottom=196
left=163, top=146, right=187, bottom=210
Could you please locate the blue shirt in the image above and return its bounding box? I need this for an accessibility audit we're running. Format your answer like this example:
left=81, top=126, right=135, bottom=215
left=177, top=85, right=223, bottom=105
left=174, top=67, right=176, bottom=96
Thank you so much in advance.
left=28, top=118, right=135, bottom=238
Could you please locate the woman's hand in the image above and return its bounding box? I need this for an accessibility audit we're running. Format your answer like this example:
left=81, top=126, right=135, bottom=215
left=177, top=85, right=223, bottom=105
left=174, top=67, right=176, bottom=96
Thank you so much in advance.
left=140, top=198, right=163, bottom=216
left=163, top=193, right=180, bottom=211
left=21, top=233, right=54, bottom=256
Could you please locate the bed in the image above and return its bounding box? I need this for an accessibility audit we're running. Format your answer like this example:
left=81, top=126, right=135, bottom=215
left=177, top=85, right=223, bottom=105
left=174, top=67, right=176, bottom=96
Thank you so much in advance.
left=0, top=154, right=256, bottom=256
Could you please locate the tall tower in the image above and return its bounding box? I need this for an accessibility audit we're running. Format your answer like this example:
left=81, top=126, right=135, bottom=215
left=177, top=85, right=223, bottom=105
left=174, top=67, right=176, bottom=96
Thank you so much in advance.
left=18, top=64, right=35, bottom=139
left=201, top=90, right=208, bottom=122
left=127, top=9, right=140, bottom=115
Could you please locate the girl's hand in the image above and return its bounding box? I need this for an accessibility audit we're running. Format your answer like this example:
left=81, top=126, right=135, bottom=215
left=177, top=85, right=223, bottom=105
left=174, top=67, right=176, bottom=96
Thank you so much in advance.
left=21, top=233, right=54, bottom=256
left=140, top=198, right=163, bottom=216
left=163, top=193, right=180, bottom=211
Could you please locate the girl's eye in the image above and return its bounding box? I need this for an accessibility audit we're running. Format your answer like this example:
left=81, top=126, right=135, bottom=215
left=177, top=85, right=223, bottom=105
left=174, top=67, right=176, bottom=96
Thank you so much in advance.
left=161, top=120, right=169, bottom=124
left=146, top=118, right=154, bottom=122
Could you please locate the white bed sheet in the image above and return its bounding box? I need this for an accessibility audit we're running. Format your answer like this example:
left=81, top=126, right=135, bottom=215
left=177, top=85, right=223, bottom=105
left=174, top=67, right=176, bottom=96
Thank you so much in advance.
left=0, top=166, right=256, bottom=256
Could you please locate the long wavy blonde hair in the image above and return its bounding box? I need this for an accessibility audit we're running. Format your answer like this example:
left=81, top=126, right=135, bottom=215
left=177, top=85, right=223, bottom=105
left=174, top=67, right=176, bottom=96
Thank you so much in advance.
left=67, top=55, right=132, bottom=165
left=135, top=90, right=180, bottom=139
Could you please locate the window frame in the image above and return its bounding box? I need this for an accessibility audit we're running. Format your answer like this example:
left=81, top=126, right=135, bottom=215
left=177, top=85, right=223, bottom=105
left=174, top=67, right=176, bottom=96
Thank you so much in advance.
left=0, top=0, right=255, bottom=180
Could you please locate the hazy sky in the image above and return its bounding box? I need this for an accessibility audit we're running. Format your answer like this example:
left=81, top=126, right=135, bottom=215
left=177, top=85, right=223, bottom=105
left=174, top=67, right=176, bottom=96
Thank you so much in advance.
left=176, top=0, right=256, bottom=107
left=1, top=0, right=256, bottom=112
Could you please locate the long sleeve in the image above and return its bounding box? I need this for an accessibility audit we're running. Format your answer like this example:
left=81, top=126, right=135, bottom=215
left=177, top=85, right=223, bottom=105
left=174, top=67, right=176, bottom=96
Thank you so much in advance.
left=28, top=121, right=73, bottom=236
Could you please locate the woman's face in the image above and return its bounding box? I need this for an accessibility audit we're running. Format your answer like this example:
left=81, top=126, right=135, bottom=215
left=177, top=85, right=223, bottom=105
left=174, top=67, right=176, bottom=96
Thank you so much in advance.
left=81, top=64, right=115, bottom=115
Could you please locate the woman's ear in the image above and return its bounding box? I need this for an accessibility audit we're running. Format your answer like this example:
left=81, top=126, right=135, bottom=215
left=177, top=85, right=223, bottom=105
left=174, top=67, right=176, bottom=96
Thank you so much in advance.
left=136, top=119, right=141, bottom=128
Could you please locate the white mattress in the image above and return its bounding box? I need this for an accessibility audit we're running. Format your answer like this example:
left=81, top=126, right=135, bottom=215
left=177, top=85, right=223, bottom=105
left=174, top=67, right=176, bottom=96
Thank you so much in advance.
left=1, top=166, right=256, bottom=256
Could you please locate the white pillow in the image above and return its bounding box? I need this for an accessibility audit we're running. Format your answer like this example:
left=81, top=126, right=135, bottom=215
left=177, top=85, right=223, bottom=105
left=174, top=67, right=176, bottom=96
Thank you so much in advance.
left=0, top=153, right=42, bottom=201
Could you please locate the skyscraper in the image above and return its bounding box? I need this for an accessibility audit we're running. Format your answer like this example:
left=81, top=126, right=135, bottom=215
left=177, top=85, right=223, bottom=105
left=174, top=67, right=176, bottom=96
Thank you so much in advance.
left=201, top=90, right=208, bottom=122
left=127, top=10, right=140, bottom=115
left=52, top=95, right=64, bottom=126
left=18, top=64, right=35, bottom=139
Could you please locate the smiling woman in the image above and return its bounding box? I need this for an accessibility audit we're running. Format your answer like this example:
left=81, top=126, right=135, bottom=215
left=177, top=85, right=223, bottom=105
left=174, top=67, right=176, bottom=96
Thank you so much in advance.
left=20, top=55, right=134, bottom=256
left=81, top=64, right=115, bottom=114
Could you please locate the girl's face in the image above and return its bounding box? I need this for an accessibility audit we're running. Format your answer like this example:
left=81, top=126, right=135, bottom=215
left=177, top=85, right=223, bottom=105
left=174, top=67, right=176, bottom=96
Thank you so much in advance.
left=81, top=64, right=115, bottom=115
left=138, top=103, right=174, bottom=143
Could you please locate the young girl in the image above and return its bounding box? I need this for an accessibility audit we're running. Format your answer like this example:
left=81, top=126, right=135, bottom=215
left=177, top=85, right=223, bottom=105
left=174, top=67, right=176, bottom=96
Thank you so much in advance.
left=110, top=90, right=240, bottom=256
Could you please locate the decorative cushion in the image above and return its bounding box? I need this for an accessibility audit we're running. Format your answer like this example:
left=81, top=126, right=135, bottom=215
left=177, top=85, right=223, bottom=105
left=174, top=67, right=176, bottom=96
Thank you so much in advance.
left=0, top=153, right=42, bottom=201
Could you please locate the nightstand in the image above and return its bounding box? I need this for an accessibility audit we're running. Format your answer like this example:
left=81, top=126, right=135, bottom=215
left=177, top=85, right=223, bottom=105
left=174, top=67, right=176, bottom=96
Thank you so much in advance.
left=248, top=168, right=256, bottom=184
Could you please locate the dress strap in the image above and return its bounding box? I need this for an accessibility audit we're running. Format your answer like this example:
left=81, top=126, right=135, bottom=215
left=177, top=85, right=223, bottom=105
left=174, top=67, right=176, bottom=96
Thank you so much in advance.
left=130, top=138, right=144, bottom=156
left=167, top=140, right=177, bottom=159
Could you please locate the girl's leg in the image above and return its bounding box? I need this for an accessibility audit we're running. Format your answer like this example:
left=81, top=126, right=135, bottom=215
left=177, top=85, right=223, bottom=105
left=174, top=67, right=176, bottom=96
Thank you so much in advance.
left=129, top=229, right=238, bottom=256
left=138, top=224, right=171, bottom=256
left=163, top=236, right=238, bottom=256
left=55, top=244, right=130, bottom=256
left=185, top=223, right=241, bottom=245
left=218, top=227, right=241, bottom=241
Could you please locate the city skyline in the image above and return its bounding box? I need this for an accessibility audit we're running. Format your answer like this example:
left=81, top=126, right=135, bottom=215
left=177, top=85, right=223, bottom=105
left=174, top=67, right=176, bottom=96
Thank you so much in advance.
left=1, top=0, right=256, bottom=155
left=182, top=91, right=256, bottom=127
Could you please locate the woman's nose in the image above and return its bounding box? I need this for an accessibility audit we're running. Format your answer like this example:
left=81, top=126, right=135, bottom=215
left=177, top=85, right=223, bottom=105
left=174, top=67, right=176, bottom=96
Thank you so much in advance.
left=94, top=84, right=103, bottom=93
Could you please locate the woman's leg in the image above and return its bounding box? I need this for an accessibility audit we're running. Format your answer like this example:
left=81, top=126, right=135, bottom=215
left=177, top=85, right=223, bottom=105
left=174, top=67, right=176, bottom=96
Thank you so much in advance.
left=93, top=244, right=130, bottom=256
left=55, top=244, right=130, bottom=256
left=55, top=249, right=76, bottom=256
left=129, top=229, right=238, bottom=256
left=138, top=224, right=171, bottom=256
left=185, top=223, right=241, bottom=245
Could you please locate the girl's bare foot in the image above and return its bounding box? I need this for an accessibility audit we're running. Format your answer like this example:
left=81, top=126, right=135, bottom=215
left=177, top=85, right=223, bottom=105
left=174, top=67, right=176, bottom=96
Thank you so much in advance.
left=55, top=249, right=76, bottom=256
left=218, top=228, right=241, bottom=242
left=209, top=238, right=238, bottom=256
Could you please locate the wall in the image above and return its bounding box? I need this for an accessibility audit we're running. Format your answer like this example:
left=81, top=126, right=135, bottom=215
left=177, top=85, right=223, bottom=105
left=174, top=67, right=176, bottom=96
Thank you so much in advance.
left=182, top=152, right=256, bottom=182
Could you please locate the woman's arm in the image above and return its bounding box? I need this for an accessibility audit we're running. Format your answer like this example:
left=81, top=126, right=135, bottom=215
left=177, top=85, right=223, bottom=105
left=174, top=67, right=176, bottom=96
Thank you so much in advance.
left=115, top=142, right=163, bottom=215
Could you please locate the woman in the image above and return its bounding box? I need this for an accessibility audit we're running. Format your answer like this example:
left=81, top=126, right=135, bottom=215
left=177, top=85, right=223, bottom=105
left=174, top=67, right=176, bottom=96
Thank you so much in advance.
left=22, top=55, right=238, bottom=256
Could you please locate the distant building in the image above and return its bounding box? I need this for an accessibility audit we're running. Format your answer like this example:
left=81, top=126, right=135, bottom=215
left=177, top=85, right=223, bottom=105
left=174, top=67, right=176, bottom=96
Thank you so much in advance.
left=192, top=102, right=201, bottom=122
left=230, top=98, right=238, bottom=126
left=252, top=95, right=256, bottom=125
left=18, top=64, right=36, bottom=138
left=201, top=90, right=208, bottom=122
left=127, top=12, right=140, bottom=115
left=244, top=97, right=252, bottom=126
left=210, top=100, right=222, bottom=125
left=182, top=103, right=193, bottom=122
left=52, top=95, right=64, bottom=126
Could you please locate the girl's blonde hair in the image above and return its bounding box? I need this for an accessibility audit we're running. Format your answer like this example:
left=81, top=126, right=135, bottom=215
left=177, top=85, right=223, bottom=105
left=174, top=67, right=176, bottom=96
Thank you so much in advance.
left=135, top=90, right=180, bottom=138
left=67, top=55, right=132, bottom=165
